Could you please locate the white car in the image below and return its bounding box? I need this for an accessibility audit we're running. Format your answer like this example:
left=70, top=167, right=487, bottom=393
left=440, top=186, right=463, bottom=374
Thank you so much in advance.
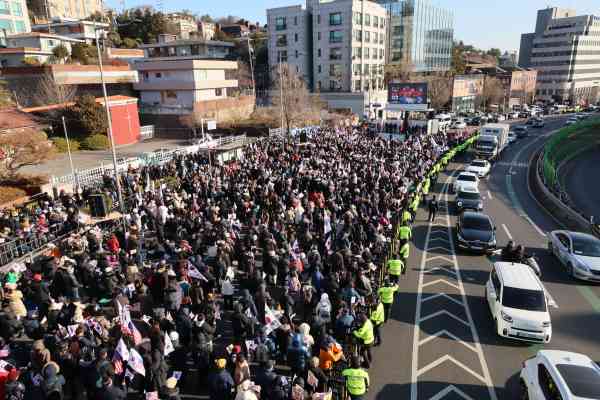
left=452, top=171, right=479, bottom=193
left=520, top=350, right=600, bottom=400
left=548, top=230, right=600, bottom=281
left=466, top=159, right=491, bottom=178
left=565, top=118, right=578, bottom=126
left=486, top=262, right=552, bottom=343
left=508, top=131, right=517, bottom=144
left=510, top=112, right=521, bottom=119
left=452, top=121, right=467, bottom=129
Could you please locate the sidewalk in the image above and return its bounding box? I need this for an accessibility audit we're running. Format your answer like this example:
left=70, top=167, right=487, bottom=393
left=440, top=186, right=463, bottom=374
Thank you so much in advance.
left=23, top=138, right=187, bottom=178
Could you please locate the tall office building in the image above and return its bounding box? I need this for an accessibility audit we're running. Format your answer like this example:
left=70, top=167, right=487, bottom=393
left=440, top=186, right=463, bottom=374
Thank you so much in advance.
left=378, top=0, right=453, bottom=72
left=267, top=0, right=388, bottom=116
left=519, top=7, right=600, bottom=103
left=0, top=0, right=31, bottom=34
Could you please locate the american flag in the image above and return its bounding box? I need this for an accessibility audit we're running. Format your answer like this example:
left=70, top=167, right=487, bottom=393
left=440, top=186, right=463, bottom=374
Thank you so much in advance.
left=113, top=352, right=124, bottom=375
left=128, top=320, right=142, bottom=346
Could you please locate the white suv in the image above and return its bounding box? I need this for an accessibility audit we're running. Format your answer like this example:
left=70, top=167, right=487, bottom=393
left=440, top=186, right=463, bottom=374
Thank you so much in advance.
left=521, top=350, right=600, bottom=400
left=486, top=262, right=552, bottom=343
left=452, top=171, right=479, bottom=193
left=466, top=159, right=491, bottom=178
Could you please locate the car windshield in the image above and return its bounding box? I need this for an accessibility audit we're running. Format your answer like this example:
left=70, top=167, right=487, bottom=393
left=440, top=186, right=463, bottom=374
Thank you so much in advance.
left=502, top=287, right=546, bottom=312
left=458, top=175, right=477, bottom=182
left=458, top=191, right=480, bottom=200
left=471, top=161, right=486, bottom=167
left=462, top=215, right=491, bottom=231
left=555, top=364, right=600, bottom=399
left=572, top=236, right=600, bottom=257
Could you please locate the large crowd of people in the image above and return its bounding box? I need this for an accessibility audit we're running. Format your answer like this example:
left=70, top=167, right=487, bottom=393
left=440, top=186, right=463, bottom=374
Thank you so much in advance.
left=0, top=125, right=471, bottom=400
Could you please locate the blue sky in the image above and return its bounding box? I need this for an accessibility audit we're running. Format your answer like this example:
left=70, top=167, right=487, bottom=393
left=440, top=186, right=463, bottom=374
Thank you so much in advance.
left=109, top=0, right=599, bottom=51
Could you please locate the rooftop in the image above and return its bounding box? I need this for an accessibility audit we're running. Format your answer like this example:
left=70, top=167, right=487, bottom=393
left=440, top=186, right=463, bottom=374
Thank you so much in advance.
left=7, top=32, right=84, bottom=43
left=494, top=262, right=541, bottom=291
left=21, top=95, right=138, bottom=113
left=139, top=39, right=235, bottom=49
left=0, top=47, right=52, bottom=54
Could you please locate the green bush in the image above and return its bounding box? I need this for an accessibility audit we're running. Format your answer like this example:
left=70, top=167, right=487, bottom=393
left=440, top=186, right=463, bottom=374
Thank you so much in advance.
left=81, top=134, right=110, bottom=150
left=52, top=137, right=81, bottom=153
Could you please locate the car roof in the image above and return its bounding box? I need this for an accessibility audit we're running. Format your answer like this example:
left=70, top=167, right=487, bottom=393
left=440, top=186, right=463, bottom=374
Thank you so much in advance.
left=493, top=262, right=542, bottom=290
left=567, top=231, right=600, bottom=242
left=460, top=211, right=490, bottom=222
left=470, top=159, right=487, bottom=164
left=458, top=186, right=479, bottom=194
left=458, top=171, right=478, bottom=178
left=539, top=350, right=596, bottom=367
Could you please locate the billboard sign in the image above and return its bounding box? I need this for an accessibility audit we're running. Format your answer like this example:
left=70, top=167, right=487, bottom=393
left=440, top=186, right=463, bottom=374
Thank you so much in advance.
left=387, top=82, right=428, bottom=111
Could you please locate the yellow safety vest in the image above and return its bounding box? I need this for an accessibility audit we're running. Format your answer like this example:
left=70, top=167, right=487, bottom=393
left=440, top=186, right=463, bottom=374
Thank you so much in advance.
left=353, top=319, right=374, bottom=345
left=342, top=368, right=370, bottom=395
left=402, top=211, right=412, bottom=223
left=398, top=226, right=412, bottom=241
left=399, top=242, right=410, bottom=259
left=370, top=302, right=385, bottom=326
left=387, top=259, right=404, bottom=275
left=378, top=285, right=397, bottom=304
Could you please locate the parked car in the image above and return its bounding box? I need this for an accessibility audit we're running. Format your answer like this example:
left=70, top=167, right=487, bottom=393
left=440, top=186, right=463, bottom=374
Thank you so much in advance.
left=455, top=187, right=483, bottom=212
left=466, top=159, right=491, bottom=178
left=533, top=119, right=545, bottom=128
left=452, top=120, right=467, bottom=129
left=508, top=131, right=517, bottom=144
left=456, top=211, right=496, bottom=253
left=468, top=117, right=481, bottom=126
left=452, top=171, right=479, bottom=193
left=565, top=118, right=578, bottom=126
left=509, top=112, right=521, bottom=119
left=486, top=262, right=552, bottom=343
left=520, top=350, right=600, bottom=400
left=514, top=126, right=529, bottom=138
left=548, top=230, right=600, bottom=282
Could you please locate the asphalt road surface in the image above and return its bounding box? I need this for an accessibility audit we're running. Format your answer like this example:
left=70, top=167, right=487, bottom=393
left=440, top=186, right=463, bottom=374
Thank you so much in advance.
left=562, top=148, right=600, bottom=222
left=367, top=116, right=600, bottom=400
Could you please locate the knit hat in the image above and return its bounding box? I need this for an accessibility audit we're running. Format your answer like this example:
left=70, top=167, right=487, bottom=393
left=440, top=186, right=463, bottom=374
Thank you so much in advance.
left=215, top=358, right=227, bottom=369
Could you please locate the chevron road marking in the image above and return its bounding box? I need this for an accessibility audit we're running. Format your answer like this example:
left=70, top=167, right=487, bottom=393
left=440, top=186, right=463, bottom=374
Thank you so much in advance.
left=424, top=266, right=457, bottom=276
left=428, top=237, right=450, bottom=244
left=410, top=173, right=498, bottom=400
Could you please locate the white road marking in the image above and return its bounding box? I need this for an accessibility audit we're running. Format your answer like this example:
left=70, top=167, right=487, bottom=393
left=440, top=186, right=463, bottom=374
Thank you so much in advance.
left=541, top=283, right=559, bottom=309
left=501, top=224, right=513, bottom=240
left=419, top=310, right=469, bottom=327
left=410, top=174, right=497, bottom=400
left=525, top=215, right=547, bottom=237
left=419, top=330, right=478, bottom=352
left=422, top=279, right=460, bottom=290
left=487, top=190, right=493, bottom=199
left=424, top=266, right=457, bottom=276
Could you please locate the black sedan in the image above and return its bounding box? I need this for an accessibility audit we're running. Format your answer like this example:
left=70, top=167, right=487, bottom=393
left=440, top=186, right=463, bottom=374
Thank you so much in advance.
left=455, top=187, right=483, bottom=212
left=456, top=211, right=497, bottom=254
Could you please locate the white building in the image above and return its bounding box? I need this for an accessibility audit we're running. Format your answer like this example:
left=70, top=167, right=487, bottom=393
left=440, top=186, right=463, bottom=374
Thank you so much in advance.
left=133, top=36, right=241, bottom=119
left=267, top=0, right=388, bottom=117
left=0, top=32, right=83, bottom=66
left=0, top=0, right=31, bottom=34
left=31, top=20, right=109, bottom=44
left=521, top=7, right=600, bottom=104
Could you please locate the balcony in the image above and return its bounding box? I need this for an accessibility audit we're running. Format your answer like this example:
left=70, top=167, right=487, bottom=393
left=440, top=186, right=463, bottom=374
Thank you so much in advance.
left=275, top=24, right=287, bottom=31
left=134, top=79, right=238, bottom=91
left=276, top=39, right=287, bottom=47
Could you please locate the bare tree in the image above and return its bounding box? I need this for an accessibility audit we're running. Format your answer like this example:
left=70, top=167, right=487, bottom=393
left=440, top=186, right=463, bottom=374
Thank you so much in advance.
left=271, top=63, right=320, bottom=135
left=384, top=61, right=415, bottom=84
left=34, top=73, right=77, bottom=107
left=423, top=73, right=453, bottom=110
left=0, top=128, right=57, bottom=180
left=479, top=76, right=505, bottom=111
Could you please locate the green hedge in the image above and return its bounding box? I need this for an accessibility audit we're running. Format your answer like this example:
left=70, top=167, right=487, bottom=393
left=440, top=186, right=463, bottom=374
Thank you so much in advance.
left=81, top=134, right=110, bottom=150
left=542, top=117, right=600, bottom=189
left=52, top=137, right=81, bottom=153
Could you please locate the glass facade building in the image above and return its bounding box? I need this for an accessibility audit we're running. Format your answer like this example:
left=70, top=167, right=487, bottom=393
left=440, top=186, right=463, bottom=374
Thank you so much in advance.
left=378, top=0, right=453, bottom=72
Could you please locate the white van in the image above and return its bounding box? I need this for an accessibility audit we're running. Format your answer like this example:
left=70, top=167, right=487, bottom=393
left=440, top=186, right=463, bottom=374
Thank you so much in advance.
left=486, top=262, right=552, bottom=343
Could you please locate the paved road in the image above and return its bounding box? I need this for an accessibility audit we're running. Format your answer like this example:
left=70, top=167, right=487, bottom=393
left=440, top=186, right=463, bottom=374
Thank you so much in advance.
left=368, top=117, right=600, bottom=400
left=562, top=148, right=600, bottom=221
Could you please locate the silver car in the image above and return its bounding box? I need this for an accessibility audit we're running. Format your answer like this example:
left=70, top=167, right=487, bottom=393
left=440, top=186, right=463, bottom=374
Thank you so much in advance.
left=548, top=230, right=600, bottom=281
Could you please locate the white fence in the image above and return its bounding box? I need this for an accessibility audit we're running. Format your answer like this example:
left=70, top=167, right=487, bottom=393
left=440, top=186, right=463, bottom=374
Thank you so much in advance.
left=49, top=134, right=249, bottom=191
left=140, top=125, right=155, bottom=141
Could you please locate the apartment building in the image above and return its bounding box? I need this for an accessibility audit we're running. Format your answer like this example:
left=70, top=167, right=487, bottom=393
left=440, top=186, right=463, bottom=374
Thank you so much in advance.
left=133, top=36, right=253, bottom=123
left=0, top=0, right=31, bottom=34
left=27, top=0, right=104, bottom=23
left=32, top=20, right=109, bottom=44
left=0, top=31, right=83, bottom=66
left=267, top=0, right=388, bottom=116
left=166, top=13, right=198, bottom=40
left=378, top=0, right=453, bottom=72
left=198, top=20, right=216, bottom=41
left=267, top=5, right=312, bottom=88
left=520, top=7, right=600, bottom=104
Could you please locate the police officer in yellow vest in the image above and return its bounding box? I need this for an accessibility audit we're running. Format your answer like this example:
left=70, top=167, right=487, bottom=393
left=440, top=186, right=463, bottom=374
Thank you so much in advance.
left=369, top=294, right=385, bottom=346
left=342, top=355, right=370, bottom=400
left=387, top=253, right=404, bottom=284
left=402, top=208, right=412, bottom=225
left=378, top=278, right=398, bottom=322
left=352, top=313, right=374, bottom=368
left=398, top=224, right=412, bottom=241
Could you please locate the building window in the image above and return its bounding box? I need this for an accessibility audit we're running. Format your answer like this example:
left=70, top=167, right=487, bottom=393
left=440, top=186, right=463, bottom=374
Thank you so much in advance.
left=318, top=65, right=321, bottom=73
left=353, top=64, right=361, bottom=76
left=372, top=48, right=377, bottom=59
left=364, top=31, right=370, bottom=43
left=393, top=39, right=403, bottom=48
left=294, top=16, right=297, bottom=26
left=364, top=48, right=370, bottom=59
left=317, top=31, right=321, bottom=40
left=379, top=48, right=384, bottom=59
left=353, top=47, right=361, bottom=59
left=353, top=29, right=362, bottom=41
left=14, top=20, right=25, bottom=32
left=329, top=12, right=342, bottom=26
left=330, top=47, right=342, bottom=60
left=155, top=72, right=162, bottom=78
left=11, top=1, right=21, bottom=16
left=0, top=1, right=9, bottom=14
left=162, top=90, right=177, bottom=100
left=295, top=50, right=298, bottom=58
left=373, top=16, right=378, bottom=28
left=329, top=30, right=343, bottom=43
left=317, top=81, right=321, bottom=90
left=143, top=72, right=149, bottom=81
left=0, top=18, right=11, bottom=32
left=373, top=32, right=377, bottom=43
left=215, top=88, right=223, bottom=96
left=277, top=50, right=287, bottom=62
left=354, top=80, right=361, bottom=91
left=317, top=15, right=320, bottom=24
left=317, top=48, right=321, bottom=57
left=354, top=12, right=362, bottom=25
left=329, top=63, right=342, bottom=77
left=364, top=14, right=370, bottom=26
left=393, top=25, right=403, bottom=36
left=294, top=33, right=298, bottom=42
left=276, top=34, right=287, bottom=46
left=275, top=16, right=286, bottom=30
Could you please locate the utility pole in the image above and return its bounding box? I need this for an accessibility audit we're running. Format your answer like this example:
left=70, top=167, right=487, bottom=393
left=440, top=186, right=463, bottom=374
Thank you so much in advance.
left=278, top=52, right=285, bottom=143
left=247, top=36, right=256, bottom=98
left=61, top=116, right=78, bottom=190
left=94, top=22, right=126, bottom=222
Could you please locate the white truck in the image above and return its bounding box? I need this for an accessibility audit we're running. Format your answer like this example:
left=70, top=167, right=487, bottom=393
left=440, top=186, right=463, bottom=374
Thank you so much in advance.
left=475, top=123, right=510, bottom=160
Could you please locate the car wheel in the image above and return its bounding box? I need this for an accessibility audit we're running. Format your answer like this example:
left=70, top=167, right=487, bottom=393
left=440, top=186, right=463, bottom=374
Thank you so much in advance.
left=519, top=379, right=529, bottom=400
